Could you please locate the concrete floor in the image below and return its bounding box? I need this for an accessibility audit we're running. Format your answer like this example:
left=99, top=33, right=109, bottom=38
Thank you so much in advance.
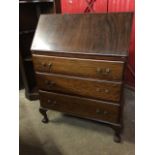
left=19, top=89, right=135, bottom=155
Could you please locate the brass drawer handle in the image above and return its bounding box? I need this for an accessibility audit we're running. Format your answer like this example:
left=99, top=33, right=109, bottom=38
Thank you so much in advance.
left=42, top=62, right=53, bottom=70
left=96, top=68, right=102, bottom=73
left=47, top=99, right=57, bottom=105
left=47, top=99, right=51, bottom=104
left=104, top=89, right=109, bottom=93
left=48, top=63, right=52, bottom=68
left=96, top=88, right=109, bottom=93
left=96, top=109, right=108, bottom=115
left=45, top=80, right=55, bottom=87
left=96, top=88, right=101, bottom=92
left=105, top=68, right=110, bottom=73
left=96, top=108, right=101, bottom=114
left=45, top=80, right=50, bottom=85
left=42, top=62, right=46, bottom=67
left=96, top=68, right=110, bottom=75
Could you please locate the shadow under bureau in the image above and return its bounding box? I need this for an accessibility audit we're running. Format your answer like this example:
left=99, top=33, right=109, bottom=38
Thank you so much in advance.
left=31, top=13, right=133, bottom=142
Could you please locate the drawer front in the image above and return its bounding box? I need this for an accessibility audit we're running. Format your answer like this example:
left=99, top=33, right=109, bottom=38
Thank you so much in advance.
left=39, top=90, right=120, bottom=124
left=33, top=54, right=124, bottom=81
left=36, top=73, right=122, bottom=102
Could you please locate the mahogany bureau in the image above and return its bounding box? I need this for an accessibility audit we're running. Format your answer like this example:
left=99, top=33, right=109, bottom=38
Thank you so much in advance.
left=31, top=13, right=133, bottom=142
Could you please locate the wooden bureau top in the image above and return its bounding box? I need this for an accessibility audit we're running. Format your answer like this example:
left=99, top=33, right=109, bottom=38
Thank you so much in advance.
left=31, top=13, right=133, bottom=57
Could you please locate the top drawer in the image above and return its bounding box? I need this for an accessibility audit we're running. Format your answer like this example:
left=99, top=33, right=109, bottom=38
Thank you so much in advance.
left=32, top=54, right=124, bottom=81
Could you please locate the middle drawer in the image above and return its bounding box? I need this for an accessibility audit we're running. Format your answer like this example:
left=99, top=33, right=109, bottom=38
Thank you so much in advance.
left=36, top=72, right=122, bottom=102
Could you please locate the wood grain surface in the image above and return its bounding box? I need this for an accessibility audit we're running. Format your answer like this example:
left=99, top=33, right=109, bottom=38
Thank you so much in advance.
left=36, top=72, right=122, bottom=102
left=33, top=54, right=124, bottom=81
left=31, top=13, right=133, bottom=57
left=39, top=90, right=120, bottom=123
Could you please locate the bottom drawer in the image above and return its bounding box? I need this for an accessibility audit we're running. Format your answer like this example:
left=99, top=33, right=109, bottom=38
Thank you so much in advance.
left=39, top=90, right=120, bottom=124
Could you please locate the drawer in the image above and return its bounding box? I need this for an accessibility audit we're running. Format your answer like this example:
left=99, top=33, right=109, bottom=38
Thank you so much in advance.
left=39, top=90, right=120, bottom=124
left=33, top=54, right=124, bottom=81
left=36, top=73, right=122, bottom=102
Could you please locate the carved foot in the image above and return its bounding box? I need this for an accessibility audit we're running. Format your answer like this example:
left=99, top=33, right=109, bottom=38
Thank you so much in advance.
left=114, top=130, right=121, bottom=143
left=39, top=108, right=49, bottom=123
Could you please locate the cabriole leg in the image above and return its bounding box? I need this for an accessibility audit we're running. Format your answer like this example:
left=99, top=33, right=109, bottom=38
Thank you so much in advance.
left=113, top=129, right=121, bottom=143
left=39, top=108, right=49, bottom=123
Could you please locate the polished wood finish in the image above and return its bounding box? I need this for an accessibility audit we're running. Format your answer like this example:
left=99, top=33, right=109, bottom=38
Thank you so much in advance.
left=33, top=54, right=124, bottom=81
left=32, top=51, right=128, bottom=61
left=36, top=72, right=122, bottom=102
left=31, top=13, right=132, bottom=142
left=31, top=13, right=133, bottom=57
left=39, top=90, right=120, bottom=123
